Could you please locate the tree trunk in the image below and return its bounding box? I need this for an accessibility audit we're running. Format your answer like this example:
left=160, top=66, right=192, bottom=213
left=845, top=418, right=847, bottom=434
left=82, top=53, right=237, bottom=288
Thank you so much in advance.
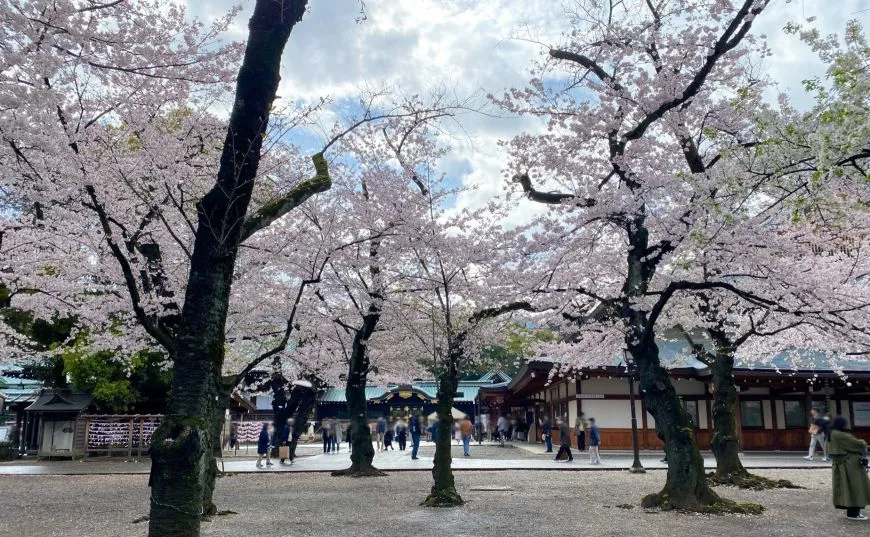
left=705, top=330, right=796, bottom=491
left=634, top=340, right=720, bottom=511
left=332, top=311, right=385, bottom=477
left=708, top=342, right=745, bottom=479
left=287, top=384, right=316, bottom=460
left=422, top=364, right=463, bottom=507
left=147, top=2, right=308, bottom=535
left=202, top=388, right=231, bottom=517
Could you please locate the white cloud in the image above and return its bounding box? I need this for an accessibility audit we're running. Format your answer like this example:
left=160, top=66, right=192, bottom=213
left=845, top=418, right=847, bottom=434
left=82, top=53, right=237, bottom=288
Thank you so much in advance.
left=186, top=0, right=861, bottom=216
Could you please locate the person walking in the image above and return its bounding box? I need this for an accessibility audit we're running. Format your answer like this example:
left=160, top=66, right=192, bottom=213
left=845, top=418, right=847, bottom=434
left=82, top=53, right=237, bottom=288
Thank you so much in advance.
left=428, top=417, right=439, bottom=444
left=228, top=423, right=238, bottom=452
left=396, top=418, right=408, bottom=451
left=805, top=408, right=828, bottom=461
left=575, top=413, right=587, bottom=452
left=828, top=416, right=870, bottom=521
left=496, top=414, right=508, bottom=447
left=541, top=416, right=553, bottom=453
left=474, top=416, right=484, bottom=445
left=410, top=411, right=422, bottom=460
left=460, top=415, right=474, bottom=457
left=321, top=419, right=332, bottom=454
left=331, top=418, right=343, bottom=453
left=256, top=422, right=273, bottom=469
left=588, top=418, right=602, bottom=465
left=384, top=424, right=395, bottom=450
left=554, top=417, right=573, bottom=462
left=376, top=416, right=387, bottom=452
left=279, top=418, right=294, bottom=464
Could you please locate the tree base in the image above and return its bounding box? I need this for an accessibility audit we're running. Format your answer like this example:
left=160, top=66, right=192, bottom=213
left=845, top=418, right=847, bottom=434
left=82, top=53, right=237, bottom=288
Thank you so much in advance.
left=331, top=465, right=387, bottom=477
left=421, top=488, right=465, bottom=507
left=641, top=491, right=764, bottom=515
left=707, top=471, right=801, bottom=490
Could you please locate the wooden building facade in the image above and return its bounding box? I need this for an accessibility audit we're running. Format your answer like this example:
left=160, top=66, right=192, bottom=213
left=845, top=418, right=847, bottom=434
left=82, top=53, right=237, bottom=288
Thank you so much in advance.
left=478, top=358, right=870, bottom=451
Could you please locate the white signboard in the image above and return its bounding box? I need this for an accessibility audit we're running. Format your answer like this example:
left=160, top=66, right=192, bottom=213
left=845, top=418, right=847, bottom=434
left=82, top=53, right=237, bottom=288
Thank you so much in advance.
left=576, top=394, right=605, bottom=399
left=853, top=402, right=870, bottom=427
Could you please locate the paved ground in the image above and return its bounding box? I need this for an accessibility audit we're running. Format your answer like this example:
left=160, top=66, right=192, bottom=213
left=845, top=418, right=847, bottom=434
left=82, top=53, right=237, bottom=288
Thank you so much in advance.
left=0, top=468, right=860, bottom=537
left=0, top=441, right=836, bottom=475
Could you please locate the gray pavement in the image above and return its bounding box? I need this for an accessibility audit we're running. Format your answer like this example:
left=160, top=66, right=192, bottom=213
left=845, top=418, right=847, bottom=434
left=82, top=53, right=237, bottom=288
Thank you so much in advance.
left=0, top=441, right=834, bottom=475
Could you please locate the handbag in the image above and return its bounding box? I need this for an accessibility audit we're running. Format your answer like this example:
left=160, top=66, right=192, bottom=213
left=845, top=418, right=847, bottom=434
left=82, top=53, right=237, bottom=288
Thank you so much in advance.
left=278, top=445, right=290, bottom=459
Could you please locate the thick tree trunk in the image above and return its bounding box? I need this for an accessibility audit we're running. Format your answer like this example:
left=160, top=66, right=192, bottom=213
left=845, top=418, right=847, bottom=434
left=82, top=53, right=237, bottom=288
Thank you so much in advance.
left=705, top=330, right=797, bottom=491
left=332, top=311, right=385, bottom=477
left=287, top=385, right=316, bottom=460
left=634, top=340, right=720, bottom=511
left=422, top=365, right=463, bottom=507
left=708, top=344, right=745, bottom=479
left=146, top=3, right=308, bottom=536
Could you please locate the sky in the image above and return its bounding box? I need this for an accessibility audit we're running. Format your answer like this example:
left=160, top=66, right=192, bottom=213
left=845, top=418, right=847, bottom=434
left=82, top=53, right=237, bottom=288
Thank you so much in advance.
left=186, top=0, right=869, bottom=215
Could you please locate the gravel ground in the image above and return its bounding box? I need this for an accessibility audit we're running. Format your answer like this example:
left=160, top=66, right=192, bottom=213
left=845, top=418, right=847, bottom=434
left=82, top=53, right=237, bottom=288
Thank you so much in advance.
left=0, top=469, right=858, bottom=537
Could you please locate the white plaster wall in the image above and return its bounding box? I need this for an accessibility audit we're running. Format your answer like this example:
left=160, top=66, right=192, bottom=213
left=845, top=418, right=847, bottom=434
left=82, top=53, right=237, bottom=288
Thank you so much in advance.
left=583, top=400, right=633, bottom=428
left=568, top=400, right=578, bottom=423
left=763, top=401, right=774, bottom=430
left=697, top=402, right=709, bottom=429
left=775, top=400, right=786, bottom=430
left=568, top=382, right=577, bottom=397
left=581, top=378, right=630, bottom=395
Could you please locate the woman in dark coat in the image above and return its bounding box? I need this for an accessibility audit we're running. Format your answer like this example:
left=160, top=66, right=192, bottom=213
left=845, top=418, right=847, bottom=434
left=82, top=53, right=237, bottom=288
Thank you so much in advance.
left=256, top=423, right=273, bottom=469
left=828, top=416, right=870, bottom=520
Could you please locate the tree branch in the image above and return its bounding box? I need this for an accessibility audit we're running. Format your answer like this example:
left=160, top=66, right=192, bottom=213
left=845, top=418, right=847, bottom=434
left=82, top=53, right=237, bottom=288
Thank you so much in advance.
left=239, top=152, right=331, bottom=243
left=82, top=185, right=176, bottom=351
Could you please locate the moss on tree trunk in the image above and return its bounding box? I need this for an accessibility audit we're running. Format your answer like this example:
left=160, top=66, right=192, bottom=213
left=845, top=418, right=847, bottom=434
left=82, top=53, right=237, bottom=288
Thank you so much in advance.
left=705, top=331, right=798, bottom=490
left=633, top=343, right=722, bottom=511
left=146, top=1, right=310, bottom=534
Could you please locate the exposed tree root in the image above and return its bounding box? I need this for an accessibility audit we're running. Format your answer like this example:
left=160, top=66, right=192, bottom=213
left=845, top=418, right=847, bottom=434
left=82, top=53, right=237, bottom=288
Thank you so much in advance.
left=421, top=487, right=465, bottom=507
left=707, top=471, right=801, bottom=490
left=641, top=491, right=764, bottom=515
left=331, top=465, right=387, bottom=477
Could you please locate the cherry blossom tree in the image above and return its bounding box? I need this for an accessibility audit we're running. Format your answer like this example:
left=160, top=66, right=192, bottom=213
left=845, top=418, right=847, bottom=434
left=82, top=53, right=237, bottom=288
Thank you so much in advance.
left=0, top=1, right=336, bottom=534
left=495, top=0, right=792, bottom=512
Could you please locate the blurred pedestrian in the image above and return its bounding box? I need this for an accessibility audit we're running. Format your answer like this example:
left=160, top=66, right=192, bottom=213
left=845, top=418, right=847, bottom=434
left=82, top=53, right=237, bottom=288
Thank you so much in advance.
left=541, top=416, right=553, bottom=453
left=331, top=418, right=343, bottom=453
left=805, top=408, right=828, bottom=461
left=496, top=414, right=508, bottom=447
left=396, top=418, right=408, bottom=451
left=256, top=422, right=273, bottom=469
left=321, top=419, right=332, bottom=454
left=279, top=418, right=294, bottom=464
left=828, top=416, right=870, bottom=521
left=554, top=417, right=573, bottom=462
left=410, top=411, right=422, bottom=460
left=460, top=415, right=473, bottom=457
left=575, top=412, right=587, bottom=451
left=376, top=416, right=387, bottom=451
left=588, top=418, right=601, bottom=465
left=384, top=424, right=395, bottom=450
